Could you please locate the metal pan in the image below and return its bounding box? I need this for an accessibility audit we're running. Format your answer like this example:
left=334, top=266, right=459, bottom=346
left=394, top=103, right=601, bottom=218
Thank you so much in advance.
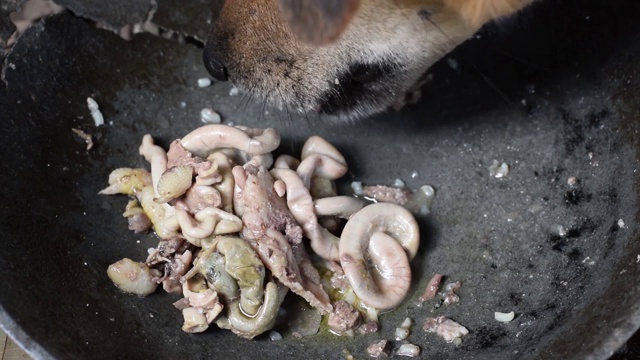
left=0, top=0, right=638, bottom=359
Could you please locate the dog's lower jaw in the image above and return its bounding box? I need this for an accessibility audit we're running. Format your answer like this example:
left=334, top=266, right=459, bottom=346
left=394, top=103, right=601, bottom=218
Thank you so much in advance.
left=230, top=62, right=435, bottom=121
left=253, top=60, right=443, bottom=121
left=316, top=62, right=399, bottom=119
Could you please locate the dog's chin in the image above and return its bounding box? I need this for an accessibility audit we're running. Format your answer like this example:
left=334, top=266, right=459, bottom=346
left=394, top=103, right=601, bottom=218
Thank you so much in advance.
left=316, top=62, right=402, bottom=121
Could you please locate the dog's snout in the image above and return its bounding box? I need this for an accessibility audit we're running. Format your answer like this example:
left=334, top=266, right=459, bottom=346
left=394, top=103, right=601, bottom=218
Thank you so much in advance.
left=203, top=46, right=228, bottom=82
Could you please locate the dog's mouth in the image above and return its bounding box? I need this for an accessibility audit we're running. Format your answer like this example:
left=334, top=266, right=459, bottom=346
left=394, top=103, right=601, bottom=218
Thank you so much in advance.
left=317, top=62, right=396, bottom=117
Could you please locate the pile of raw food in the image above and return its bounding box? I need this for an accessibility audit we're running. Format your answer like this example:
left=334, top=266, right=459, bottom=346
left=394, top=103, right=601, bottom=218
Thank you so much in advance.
left=102, top=124, right=420, bottom=339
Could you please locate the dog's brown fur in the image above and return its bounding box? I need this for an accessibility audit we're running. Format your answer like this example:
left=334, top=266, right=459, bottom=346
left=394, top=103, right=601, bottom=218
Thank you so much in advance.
left=204, top=0, right=533, bottom=120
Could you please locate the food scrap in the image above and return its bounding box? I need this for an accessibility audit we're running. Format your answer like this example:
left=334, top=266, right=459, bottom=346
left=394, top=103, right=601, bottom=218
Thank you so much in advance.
left=86, top=97, right=104, bottom=126
left=488, top=160, right=510, bottom=178
left=197, top=78, right=212, bottom=88
left=362, top=185, right=412, bottom=205
left=72, top=128, right=93, bottom=150
left=423, top=316, right=469, bottom=343
left=353, top=179, right=436, bottom=216
left=396, top=343, right=421, bottom=357
left=328, top=300, right=361, bottom=335
left=395, top=317, right=413, bottom=341
left=494, top=311, right=515, bottom=323
left=101, top=124, right=422, bottom=340
left=200, top=108, right=222, bottom=124
left=618, top=219, right=626, bottom=229
left=419, top=273, right=442, bottom=302
left=442, top=281, right=461, bottom=305
left=367, top=340, right=390, bottom=358
left=107, top=258, right=160, bottom=297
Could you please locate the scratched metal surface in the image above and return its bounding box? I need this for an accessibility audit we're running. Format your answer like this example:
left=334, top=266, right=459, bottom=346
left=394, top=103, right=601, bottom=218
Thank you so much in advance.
left=0, top=0, right=639, bottom=359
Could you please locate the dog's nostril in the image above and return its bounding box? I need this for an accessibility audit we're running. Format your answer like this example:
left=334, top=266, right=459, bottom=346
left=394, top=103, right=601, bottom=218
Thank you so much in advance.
left=203, top=46, right=229, bottom=82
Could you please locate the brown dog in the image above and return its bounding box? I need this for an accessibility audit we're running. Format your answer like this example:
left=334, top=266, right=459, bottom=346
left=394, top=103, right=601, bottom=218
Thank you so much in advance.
left=204, top=0, right=533, bottom=120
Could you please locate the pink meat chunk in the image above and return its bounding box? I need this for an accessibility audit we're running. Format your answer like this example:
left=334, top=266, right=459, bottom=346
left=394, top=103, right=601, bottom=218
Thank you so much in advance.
left=367, top=340, right=390, bottom=358
left=166, top=140, right=219, bottom=182
left=358, top=321, right=380, bottom=335
left=233, top=164, right=303, bottom=244
left=128, top=212, right=152, bottom=233
left=173, top=185, right=222, bottom=214
left=419, top=273, right=443, bottom=302
left=423, top=316, right=469, bottom=342
left=328, top=300, right=360, bottom=332
left=146, top=238, right=188, bottom=266
left=362, top=185, right=412, bottom=205
left=233, top=164, right=331, bottom=313
left=443, top=281, right=461, bottom=305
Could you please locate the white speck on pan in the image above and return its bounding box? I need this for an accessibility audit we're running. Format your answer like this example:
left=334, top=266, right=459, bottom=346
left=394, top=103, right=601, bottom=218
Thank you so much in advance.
left=197, top=78, right=212, bottom=88
left=551, top=224, right=567, bottom=237
left=393, top=178, right=406, bottom=188
left=447, top=58, right=458, bottom=70
left=407, top=185, right=436, bottom=216
left=87, top=97, right=98, bottom=111
left=351, top=181, right=363, bottom=195
left=617, top=219, right=625, bottom=228
left=397, top=343, right=421, bottom=357
left=395, top=327, right=410, bottom=340
left=86, top=97, right=104, bottom=126
left=494, top=311, right=515, bottom=323
left=489, top=160, right=510, bottom=178
left=400, top=317, right=413, bottom=329
left=200, top=108, right=222, bottom=124
left=489, top=160, right=509, bottom=179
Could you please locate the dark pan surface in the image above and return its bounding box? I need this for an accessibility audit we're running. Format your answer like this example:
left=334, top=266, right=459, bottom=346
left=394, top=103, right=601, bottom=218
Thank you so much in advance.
left=0, top=0, right=639, bottom=359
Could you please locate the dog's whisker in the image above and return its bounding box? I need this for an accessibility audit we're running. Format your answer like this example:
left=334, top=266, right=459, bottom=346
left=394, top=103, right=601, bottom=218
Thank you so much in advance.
left=275, top=83, right=294, bottom=125
left=284, top=73, right=326, bottom=111
left=489, top=45, right=546, bottom=70
left=291, top=83, right=315, bottom=125
left=420, top=14, right=453, bottom=42
left=241, top=95, right=254, bottom=113
left=242, top=85, right=257, bottom=108
left=287, top=81, right=312, bottom=123
left=233, top=86, right=249, bottom=110
left=242, top=85, right=258, bottom=112
left=233, top=87, right=245, bottom=105
left=468, top=62, right=513, bottom=104
left=236, top=83, right=257, bottom=111
left=259, top=94, right=269, bottom=123
left=210, top=83, right=232, bottom=98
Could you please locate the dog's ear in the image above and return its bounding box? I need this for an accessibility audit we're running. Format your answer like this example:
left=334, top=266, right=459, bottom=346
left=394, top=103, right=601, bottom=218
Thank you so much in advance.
left=277, top=0, right=361, bottom=45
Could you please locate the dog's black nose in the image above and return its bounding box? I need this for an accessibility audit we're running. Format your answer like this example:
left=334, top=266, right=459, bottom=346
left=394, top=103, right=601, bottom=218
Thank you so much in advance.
left=203, top=46, right=228, bottom=82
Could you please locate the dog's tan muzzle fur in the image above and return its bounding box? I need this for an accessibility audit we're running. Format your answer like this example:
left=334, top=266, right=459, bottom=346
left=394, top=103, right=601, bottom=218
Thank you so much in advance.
left=204, top=0, right=532, bottom=120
